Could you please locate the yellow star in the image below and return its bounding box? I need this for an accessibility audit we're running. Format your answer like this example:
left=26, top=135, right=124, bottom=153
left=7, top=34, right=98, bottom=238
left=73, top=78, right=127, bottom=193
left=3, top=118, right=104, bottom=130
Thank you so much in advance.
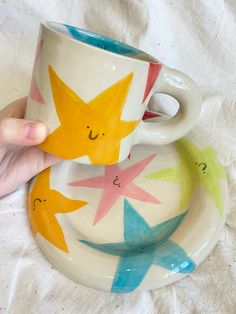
left=146, top=137, right=226, bottom=216
left=28, top=167, right=87, bottom=252
left=39, top=66, right=139, bottom=165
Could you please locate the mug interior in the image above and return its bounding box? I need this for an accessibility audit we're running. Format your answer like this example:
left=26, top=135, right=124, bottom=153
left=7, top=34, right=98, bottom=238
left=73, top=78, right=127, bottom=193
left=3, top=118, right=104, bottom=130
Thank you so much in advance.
left=46, top=22, right=158, bottom=63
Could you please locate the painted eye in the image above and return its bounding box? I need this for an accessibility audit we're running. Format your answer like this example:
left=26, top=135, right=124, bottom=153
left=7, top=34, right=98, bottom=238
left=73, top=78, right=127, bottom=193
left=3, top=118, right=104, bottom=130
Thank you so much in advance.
left=87, top=126, right=90, bottom=129
left=102, top=133, right=105, bottom=136
left=44, top=199, right=46, bottom=202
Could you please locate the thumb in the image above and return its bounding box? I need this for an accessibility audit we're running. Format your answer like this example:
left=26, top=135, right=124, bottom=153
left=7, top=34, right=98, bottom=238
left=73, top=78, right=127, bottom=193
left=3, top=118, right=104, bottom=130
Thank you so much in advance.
left=0, top=118, right=48, bottom=146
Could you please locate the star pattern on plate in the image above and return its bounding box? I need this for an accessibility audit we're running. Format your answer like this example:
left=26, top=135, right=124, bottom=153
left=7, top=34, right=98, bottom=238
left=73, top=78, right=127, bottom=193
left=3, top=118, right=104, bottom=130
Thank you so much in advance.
left=39, top=66, right=139, bottom=165
left=69, top=154, right=160, bottom=225
left=29, top=39, right=45, bottom=104
left=146, top=137, right=226, bottom=216
left=79, top=199, right=195, bottom=293
left=28, top=167, right=87, bottom=252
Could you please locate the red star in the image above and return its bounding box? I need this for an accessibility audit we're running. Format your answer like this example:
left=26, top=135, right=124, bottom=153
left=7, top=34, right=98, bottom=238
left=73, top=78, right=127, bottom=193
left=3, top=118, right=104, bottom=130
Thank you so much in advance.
left=142, top=63, right=162, bottom=103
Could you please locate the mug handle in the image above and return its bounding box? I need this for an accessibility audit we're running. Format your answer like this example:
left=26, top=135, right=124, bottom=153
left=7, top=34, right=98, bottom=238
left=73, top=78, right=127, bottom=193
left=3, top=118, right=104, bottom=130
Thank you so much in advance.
left=135, top=65, right=202, bottom=145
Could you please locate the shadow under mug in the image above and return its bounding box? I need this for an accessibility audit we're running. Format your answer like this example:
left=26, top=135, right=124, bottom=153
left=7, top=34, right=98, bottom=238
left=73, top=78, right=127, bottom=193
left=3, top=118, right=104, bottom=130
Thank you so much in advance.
left=26, top=22, right=201, bottom=165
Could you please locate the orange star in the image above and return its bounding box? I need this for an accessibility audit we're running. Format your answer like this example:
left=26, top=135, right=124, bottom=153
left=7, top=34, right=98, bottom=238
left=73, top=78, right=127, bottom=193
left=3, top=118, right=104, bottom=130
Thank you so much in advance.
left=39, top=66, right=139, bottom=165
left=28, top=167, right=87, bottom=252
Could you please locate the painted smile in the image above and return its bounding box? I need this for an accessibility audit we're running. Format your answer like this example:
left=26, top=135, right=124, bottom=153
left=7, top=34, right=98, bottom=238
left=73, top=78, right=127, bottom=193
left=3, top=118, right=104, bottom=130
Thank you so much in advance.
left=113, top=176, right=121, bottom=187
left=88, top=130, right=99, bottom=140
left=33, top=198, right=46, bottom=210
left=195, top=162, right=207, bottom=174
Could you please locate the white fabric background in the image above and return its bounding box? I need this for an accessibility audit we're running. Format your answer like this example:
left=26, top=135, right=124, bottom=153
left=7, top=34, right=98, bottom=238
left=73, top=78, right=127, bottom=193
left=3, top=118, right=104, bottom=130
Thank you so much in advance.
left=0, top=0, right=236, bottom=313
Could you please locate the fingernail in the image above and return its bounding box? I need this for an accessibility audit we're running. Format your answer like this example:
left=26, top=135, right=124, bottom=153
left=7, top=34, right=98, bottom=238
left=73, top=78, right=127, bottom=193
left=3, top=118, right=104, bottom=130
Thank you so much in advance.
left=23, top=122, right=47, bottom=141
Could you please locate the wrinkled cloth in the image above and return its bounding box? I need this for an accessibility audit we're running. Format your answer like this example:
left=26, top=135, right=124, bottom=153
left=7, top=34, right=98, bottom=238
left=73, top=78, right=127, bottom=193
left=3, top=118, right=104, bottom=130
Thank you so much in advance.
left=0, top=0, right=236, bottom=313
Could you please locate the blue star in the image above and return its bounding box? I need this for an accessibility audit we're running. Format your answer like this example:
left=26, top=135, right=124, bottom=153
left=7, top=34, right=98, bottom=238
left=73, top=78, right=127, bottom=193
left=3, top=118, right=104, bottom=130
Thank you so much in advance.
left=64, top=24, right=141, bottom=56
left=79, top=199, right=195, bottom=293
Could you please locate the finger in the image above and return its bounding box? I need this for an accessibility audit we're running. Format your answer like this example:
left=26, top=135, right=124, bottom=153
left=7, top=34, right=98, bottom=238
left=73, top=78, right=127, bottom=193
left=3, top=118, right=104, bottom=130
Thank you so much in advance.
left=0, top=147, right=62, bottom=197
left=0, top=118, right=48, bottom=146
left=0, top=97, right=27, bottom=120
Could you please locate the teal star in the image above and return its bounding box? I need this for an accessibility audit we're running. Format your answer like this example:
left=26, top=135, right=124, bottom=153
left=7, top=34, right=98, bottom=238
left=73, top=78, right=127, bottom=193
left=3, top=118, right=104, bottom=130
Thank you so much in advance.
left=79, top=199, right=195, bottom=293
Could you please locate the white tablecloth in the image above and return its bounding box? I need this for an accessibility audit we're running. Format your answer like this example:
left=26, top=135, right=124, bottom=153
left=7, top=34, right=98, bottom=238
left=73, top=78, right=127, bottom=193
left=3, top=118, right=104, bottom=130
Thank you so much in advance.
left=0, top=1, right=235, bottom=313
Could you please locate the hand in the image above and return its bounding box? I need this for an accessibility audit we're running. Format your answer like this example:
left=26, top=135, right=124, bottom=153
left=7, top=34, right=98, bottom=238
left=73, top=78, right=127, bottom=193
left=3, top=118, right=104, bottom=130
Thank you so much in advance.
left=0, top=97, right=60, bottom=197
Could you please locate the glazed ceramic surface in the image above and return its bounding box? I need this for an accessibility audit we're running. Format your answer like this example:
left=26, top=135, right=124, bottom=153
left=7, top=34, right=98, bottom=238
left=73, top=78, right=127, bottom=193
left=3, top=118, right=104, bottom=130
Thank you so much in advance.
left=26, top=22, right=201, bottom=165
left=28, top=132, right=227, bottom=293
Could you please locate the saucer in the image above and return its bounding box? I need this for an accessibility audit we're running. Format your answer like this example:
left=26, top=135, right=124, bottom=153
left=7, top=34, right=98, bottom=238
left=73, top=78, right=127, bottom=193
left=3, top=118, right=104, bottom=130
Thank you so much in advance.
left=28, top=132, right=227, bottom=292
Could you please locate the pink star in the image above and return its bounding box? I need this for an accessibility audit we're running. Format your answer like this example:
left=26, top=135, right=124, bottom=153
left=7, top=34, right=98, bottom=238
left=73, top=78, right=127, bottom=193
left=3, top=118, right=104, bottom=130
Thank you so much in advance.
left=29, top=39, right=45, bottom=104
left=69, top=154, right=160, bottom=224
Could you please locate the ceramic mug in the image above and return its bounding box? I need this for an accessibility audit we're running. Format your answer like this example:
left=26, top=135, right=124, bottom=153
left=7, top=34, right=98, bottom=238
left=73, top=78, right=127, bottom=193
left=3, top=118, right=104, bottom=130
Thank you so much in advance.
left=26, top=22, right=201, bottom=165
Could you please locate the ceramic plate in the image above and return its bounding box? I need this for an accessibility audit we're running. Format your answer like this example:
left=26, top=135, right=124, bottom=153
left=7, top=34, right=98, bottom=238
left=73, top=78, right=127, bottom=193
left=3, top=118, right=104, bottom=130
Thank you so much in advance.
left=28, top=132, right=227, bottom=293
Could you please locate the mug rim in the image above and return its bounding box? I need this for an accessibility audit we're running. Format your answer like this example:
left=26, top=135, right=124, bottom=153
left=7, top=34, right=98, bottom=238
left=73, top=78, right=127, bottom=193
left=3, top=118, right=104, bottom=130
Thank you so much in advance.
left=43, top=21, right=160, bottom=66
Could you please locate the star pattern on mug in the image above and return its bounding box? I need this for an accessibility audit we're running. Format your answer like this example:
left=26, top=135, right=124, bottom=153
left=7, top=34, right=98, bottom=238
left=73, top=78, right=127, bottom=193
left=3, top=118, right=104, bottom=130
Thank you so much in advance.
left=79, top=199, right=195, bottom=293
left=143, top=111, right=161, bottom=120
left=142, top=63, right=162, bottom=103
left=146, top=137, right=226, bottom=216
left=28, top=167, right=87, bottom=252
left=29, top=39, right=45, bottom=104
left=39, top=66, right=139, bottom=165
left=69, top=154, right=160, bottom=224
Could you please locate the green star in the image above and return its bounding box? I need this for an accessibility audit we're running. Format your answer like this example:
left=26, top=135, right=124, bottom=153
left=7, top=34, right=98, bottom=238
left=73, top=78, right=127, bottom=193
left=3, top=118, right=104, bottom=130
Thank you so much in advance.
left=146, top=137, right=226, bottom=216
